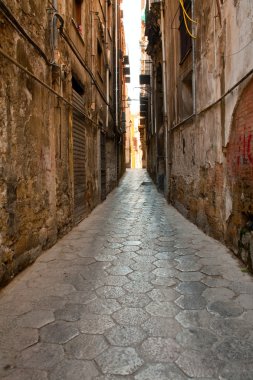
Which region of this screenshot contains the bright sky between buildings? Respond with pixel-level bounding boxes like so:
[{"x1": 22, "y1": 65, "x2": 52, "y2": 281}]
[{"x1": 122, "y1": 0, "x2": 142, "y2": 113}]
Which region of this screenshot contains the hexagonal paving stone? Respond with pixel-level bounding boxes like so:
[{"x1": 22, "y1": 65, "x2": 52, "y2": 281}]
[
  {"x1": 54, "y1": 303, "x2": 84, "y2": 322},
  {"x1": 176, "y1": 272, "x2": 204, "y2": 282},
  {"x1": 227, "y1": 281, "x2": 253, "y2": 294},
  {"x1": 176, "y1": 327, "x2": 217, "y2": 350},
  {"x1": 118, "y1": 292, "x2": 151, "y2": 308},
  {"x1": 16, "y1": 310, "x2": 55, "y2": 328},
  {"x1": 18, "y1": 343, "x2": 64, "y2": 370},
  {"x1": 79, "y1": 314, "x2": 115, "y2": 334},
  {"x1": 176, "y1": 350, "x2": 224, "y2": 378},
  {"x1": 175, "y1": 310, "x2": 213, "y2": 329},
  {"x1": 146, "y1": 301, "x2": 179, "y2": 318},
  {"x1": 176, "y1": 281, "x2": 206, "y2": 295},
  {"x1": 176, "y1": 261, "x2": 202, "y2": 272},
  {"x1": 123, "y1": 241, "x2": 142, "y2": 246},
  {"x1": 0, "y1": 327, "x2": 39, "y2": 352},
  {"x1": 95, "y1": 254, "x2": 117, "y2": 262},
  {"x1": 128, "y1": 271, "x2": 155, "y2": 282},
  {"x1": 105, "y1": 325, "x2": 147, "y2": 346},
  {"x1": 142, "y1": 317, "x2": 182, "y2": 338},
  {"x1": 66, "y1": 290, "x2": 97, "y2": 305},
  {"x1": 122, "y1": 246, "x2": 140, "y2": 253},
  {"x1": 175, "y1": 295, "x2": 207, "y2": 310},
  {"x1": 140, "y1": 337, "x2": 181, "y2": 362},
  {"x1": 64, "y1": 334, "x2": 108, "y2": 360},
  {"x1": 138, "y1": 249, "x2": 156, "y2": 257},
  {"x1": 151, "y1": 277, "x2": 177, "y2": 287},
  {"x1": 106, "y1": 265, "x2": 133, "y2": 276},
  {"x1": 155, "y1": 252, "x2": 177, "y2": 260},
  {"x1": 2, "y1": 369, "x2": 48, "y2": 380},
  {"x1": 207, "y1": 300, "x2": 244, "y2": 317},
  {"x1": 210, "y1": 318, "x2": 253, "y2": 338},
  {"x1": 96, "y1": 347, "x2": 144, "y2": 375},
  {"x1": 220, "y1": 363, "x2": 253, "y2": 380},
  {"x1": 215, "y1": 337, "x2": 253, "y2": 361},
  {"x1": 130, "y1": 262, "x2": 156, "y2": 273},
  {"x1": 201, "y1": 277, "x2": 231, "y2": 288},
  {"x1": 148, "y1": 288, "x2": 179, "y2": 302},
  {"x1": 82, "y1": 298, "x2": 121, "y2": 315},
  {"x1": 201, "y1": 266, "x2": 223, "y2": 276},
  {"x1": 40, "y1": 321, "x2": 79, "y2": 344},
  {"x1": 134, "y1": 363, "x2": 187, "y2": 380},
  {"x1": 202, "y1": 287, "x2": 235, "y2": 302},
  {"x1": 153, "y1": 260, "x2": 176, "y2": 268},
  {"x1": 134, "y1": 255, "x2": 156, "y2": 263},
  {"x1": 152, "y1": 268, "x2": 178, "y2": 277},
  {"x1": 96, "y1": 286, "x2": 126, "y2": 299},
  {"x1": 235, "y1": 294, "x2": 253, "y2": 309},
  {"x1": 102, "y1": 275, "x2": 130, "y2": 287},
  {"x1": 123, "y1": 280, "x2": 153, "y2": 294},
  {"x1": 49, "y1": 359, "x2": 99, "y2": 380},
  {"x1": 112, "y1": 307, "x2": 149, "y2": 326}
]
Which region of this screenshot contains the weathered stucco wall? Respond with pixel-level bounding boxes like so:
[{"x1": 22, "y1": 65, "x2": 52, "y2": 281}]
[
  {"x1": 0, "y1": 1, "x2": 73, "y2": 284},
  {"x1": 165, "y1": 0, "x2": 253, "y2": 269},
  {"x1": 0, "y1": 0, "x2": 123, "y2": 286}
]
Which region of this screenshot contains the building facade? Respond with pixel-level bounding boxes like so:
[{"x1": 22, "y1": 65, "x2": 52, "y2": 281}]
[
  {"x1": 0, "y1": 0, "x2": 126, "y2": 285},
  {"x1": 144, "y1": 0, "x2": 253, "y2": 270}
]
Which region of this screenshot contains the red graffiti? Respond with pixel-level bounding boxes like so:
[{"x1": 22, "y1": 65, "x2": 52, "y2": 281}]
[{"x1": 236, "y1": 133, "x2": 253, "y2": 167}]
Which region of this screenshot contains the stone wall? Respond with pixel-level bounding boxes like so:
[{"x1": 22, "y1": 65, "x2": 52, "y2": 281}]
[
  {"x1": 0, "y1": 0, "x2": 124, "y2": 286},
  {"x1": 164, "y1": 0, "x2": 253, "y2": 270}
]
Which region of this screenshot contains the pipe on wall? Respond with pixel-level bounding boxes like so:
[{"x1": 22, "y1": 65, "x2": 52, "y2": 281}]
[{"x1": 160, "y1": 1, "x2": 169, "y2": 198}]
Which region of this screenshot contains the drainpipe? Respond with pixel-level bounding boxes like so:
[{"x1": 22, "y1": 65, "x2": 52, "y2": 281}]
[
  {"x1": 192, "y1": 0, "x2": 196, "y2": 115},
  {"x1": 52, "y1": 0, "x2": 58, "y2": 60},
  {"x1": 160, "y1": 1, "x2": 169, "y2": 198},
  {"x1": 115, "y1": 0, "x2": 119, "y2": 129},
  {"x1": 106, "y1": 1, "x2": 109, "y2": 129},
  {"x1": 115, "y1": 0, "x2": 119, "y2": 181}
]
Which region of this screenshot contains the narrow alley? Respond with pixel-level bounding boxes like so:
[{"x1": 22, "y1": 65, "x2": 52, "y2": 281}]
[{"x1": 0, "y1": 169, "x2": 253, "y2": 380}]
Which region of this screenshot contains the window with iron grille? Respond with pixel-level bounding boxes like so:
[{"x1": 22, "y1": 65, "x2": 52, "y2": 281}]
[{"x1": 179, "y1": 0, "x2": 192, "y2": 62}]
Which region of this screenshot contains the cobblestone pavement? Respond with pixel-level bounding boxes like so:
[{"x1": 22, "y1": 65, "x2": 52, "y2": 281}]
[{"x1": 1, "y1": 169, "x2": 253, "y2": 380}]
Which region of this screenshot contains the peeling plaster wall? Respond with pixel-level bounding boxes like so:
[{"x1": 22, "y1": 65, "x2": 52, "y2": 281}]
[
  {"x1": 165, "y1": 0, "x2": 253, "y2": 269},
  {"x1": 0, "y1": 0, "x2": 122, "y2": 285}
]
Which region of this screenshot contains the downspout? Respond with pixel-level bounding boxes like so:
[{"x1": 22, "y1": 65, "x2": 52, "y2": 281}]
[
  {"x1": 160, "y1": 1, "x2": 169, "y2": 197},
  {"x1": 105, "y1": 1, "x2": 109, "y2": 130},
  {"x1": 192, "y1": 0, "x2": 196, "y2": 115},
  {"x1": 115, "y1": 0, "x2": 119, "y2": 181},
  {"x1": 115, "y1": 0, "x2": 119, "y2": 129}
]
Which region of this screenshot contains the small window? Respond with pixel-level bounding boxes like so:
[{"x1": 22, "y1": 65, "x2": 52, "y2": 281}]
[
  {"x1": 97, "y1": 40, "x2": 103, "y2": 79},
  {"x1": 73, "y1": 0, "x2": 83, "y2": 29},
  {"x1": 179, "y1": 0, "x2": 192, "y2": 61}
]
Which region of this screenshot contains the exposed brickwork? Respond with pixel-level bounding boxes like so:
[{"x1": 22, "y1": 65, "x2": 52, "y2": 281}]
[{"x1": 226, "y1": 80, "x2": 253, "y2": 268}]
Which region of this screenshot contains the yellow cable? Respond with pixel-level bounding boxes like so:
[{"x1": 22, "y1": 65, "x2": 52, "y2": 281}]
[
  {"x1": 179, "y1": 0, "x2": 197, "y2": 24},
  {"x1": 179, "y1": 0, "x2": 197, "y2": 39}
]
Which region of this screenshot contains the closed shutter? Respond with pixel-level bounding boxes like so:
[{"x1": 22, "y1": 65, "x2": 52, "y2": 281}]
[{"x1": 72, "y1": 89, "x2": 86, "y2": 223}]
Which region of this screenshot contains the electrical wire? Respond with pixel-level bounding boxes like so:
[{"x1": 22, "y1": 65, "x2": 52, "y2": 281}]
[
  {"x1": 223, "y1": 38, "x2": 253, "y2": 57},
  {"x1": 0, "y1": 0, "x2": 51, "y2": 65},
  {"x1": 0, "y1": 47, "x2": 98, "y2": 126},
  {"x1": 179, "y1": 0, "x2": 197, "y2": 39}
]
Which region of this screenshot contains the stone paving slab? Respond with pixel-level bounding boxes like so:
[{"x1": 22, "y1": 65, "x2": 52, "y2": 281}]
[{"x1": 0, "y1": 169, "x2": 253, "y2": 379}]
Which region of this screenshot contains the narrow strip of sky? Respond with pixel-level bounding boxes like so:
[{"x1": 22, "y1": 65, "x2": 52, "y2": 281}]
[{"x1": 122, "y1": 0, "x2": 141, "y2": 113}]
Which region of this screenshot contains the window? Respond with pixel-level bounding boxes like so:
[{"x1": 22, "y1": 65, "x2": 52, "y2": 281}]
[
  {"x1": 73, "y1": 0, "x2": 83, "y2": 30},
  {"x1": 97, "y1": 40, "x2": 103, "y2": 79},
  {"x1": 179, "y1": 0, "x2": 192, "y2": 61}
]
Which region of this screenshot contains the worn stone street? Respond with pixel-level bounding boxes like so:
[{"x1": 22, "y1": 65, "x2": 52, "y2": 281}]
[{"x1": 0, "y1": 169, "x2": 253, "y2": 379}]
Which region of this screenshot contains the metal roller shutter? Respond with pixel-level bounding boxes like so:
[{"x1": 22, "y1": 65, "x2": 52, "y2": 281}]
[{"x1": 72, "y1": 89, "x2": 86, "y2": 223}]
